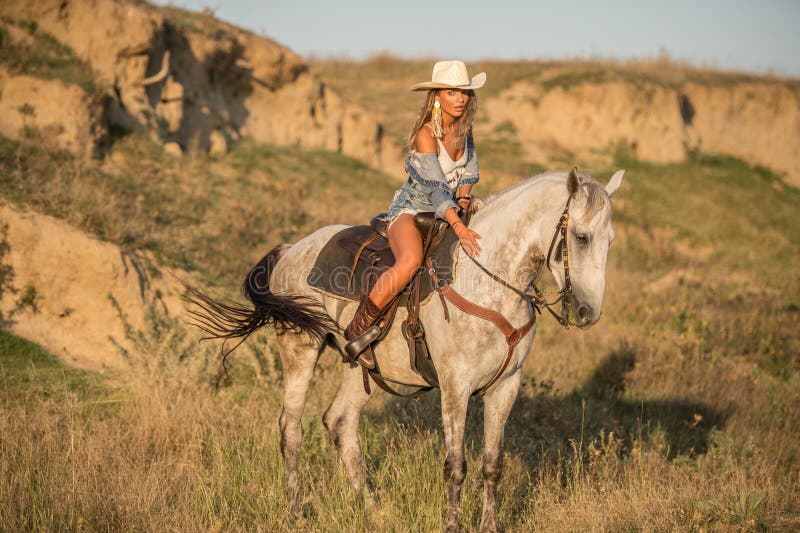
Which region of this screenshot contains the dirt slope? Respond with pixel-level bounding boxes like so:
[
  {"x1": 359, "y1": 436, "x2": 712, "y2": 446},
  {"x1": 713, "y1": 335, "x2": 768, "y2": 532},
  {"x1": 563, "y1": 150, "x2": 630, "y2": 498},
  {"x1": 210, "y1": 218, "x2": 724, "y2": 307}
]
[
  {"x1": 0, "y1": 0, "x2": 400, "y2": 174},
  {"x1": 481, "y1": 71, "x2": 800, "y2": 187},
  {"x1": 684, "y1": 81, "x2": 800, "y2": 185},
  {"x1": 0, "y1": 203, "x2": 186, "y2": 372},
  {"x1": 0, "y1": 67, "x2": 102, "y2": 157}
]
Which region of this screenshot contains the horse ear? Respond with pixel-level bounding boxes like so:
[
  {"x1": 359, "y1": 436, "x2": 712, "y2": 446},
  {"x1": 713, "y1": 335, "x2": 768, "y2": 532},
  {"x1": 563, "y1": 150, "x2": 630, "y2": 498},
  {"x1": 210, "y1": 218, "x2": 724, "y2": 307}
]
[
  {"x1": 605, "y1": 169, "x2": 625, "y2": 197},
  {"x1": 567, "y1": 166, "x2": 580, "y2": 196}
]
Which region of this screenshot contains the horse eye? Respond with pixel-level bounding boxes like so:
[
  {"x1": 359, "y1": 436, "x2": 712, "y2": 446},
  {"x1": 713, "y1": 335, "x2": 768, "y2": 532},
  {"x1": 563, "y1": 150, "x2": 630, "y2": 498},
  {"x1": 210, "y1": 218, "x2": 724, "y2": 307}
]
[{"x1": 576, "y1": 234, "x2": 589, "y2": 245}]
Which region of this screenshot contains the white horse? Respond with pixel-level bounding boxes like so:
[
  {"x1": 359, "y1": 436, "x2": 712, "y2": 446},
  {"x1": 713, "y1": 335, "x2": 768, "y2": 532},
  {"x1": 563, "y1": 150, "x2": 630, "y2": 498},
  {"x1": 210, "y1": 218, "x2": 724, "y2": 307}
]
[{"x1": 187, "y1": 167, "x2": 624, "y2": 531}]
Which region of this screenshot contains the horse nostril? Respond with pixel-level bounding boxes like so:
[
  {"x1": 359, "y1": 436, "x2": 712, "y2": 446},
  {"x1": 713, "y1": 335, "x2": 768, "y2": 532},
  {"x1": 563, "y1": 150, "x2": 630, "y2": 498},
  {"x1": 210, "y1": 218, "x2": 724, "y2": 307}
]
[{"x1": 578, "y1": 306, "x2": 590, "y2": 322}]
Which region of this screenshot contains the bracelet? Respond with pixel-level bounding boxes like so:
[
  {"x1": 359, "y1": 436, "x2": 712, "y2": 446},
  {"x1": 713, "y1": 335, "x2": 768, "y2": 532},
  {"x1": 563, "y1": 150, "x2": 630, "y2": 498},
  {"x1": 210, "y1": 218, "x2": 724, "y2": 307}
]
[{"x1": 451, "y1": 220, "x2": 464, "y2": 231}]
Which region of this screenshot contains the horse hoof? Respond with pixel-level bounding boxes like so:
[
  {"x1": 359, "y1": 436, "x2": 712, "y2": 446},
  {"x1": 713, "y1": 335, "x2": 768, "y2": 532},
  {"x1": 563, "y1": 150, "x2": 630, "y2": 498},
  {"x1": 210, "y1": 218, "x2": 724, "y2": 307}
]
[
  {"x1": 444, "y1": 520, "x2": 461, "y2": 533},
  {"x1": 479, "y1": 517, "x2": 498, "y2": 533},
  {"x1": 364, "y1": 493, "x2": 379, "y2": 512}
]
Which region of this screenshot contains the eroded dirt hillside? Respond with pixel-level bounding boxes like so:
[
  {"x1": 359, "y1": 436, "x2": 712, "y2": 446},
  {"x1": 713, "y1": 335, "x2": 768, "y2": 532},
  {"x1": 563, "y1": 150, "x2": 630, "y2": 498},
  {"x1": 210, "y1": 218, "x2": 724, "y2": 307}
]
[
  {"x1": 311, "y1": 59, "x2": 799, "y2": 188},
  {"x1": 0, "y1": 203, "x2": 186, "y2": 372},
  {"x1": 1, "y1": 3, "x2": 798, "y2": 373},
  {"x1": 480, "y1": 68, "x2": 800, "y2": 187},
  {"x1": 0, "y1": 0, "x2": 400, "y2": 173},
  {"x1": 683, "y1": 81, "x2": 800, "y2": 185}
]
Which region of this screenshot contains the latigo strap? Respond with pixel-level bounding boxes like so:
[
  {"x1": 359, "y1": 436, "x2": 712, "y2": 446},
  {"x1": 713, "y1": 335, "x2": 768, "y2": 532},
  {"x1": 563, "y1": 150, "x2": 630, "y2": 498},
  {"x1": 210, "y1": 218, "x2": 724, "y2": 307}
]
[{"x1": 427, "y1": 259, "x2": 535, "y2": 396}]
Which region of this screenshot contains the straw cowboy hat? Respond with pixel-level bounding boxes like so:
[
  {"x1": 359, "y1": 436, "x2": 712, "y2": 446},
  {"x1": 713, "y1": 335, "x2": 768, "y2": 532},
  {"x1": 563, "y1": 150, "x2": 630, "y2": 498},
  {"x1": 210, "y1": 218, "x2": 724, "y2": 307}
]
[{"x1": 411, "y1": 60, "x2": 486, "y2": 91}]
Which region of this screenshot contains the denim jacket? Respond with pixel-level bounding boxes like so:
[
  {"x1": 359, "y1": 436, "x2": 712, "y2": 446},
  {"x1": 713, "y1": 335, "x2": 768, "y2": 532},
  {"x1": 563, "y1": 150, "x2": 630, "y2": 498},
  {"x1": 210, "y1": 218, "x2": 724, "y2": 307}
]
[{"x1": 378, "y1": 135, "x2": 480, "y2": 222}]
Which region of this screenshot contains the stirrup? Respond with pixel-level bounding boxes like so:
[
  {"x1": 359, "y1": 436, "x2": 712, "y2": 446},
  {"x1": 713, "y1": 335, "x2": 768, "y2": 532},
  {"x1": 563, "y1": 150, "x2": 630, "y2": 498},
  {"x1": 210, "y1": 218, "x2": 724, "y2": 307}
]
[{"x1": 344, "y1": 325, "x2": 381, "y2": 365}]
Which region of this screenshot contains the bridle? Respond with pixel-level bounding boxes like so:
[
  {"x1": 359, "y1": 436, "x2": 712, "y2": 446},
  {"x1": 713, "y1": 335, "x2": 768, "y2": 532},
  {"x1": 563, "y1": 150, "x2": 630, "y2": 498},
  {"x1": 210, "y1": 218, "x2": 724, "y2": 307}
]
[
  {"x1": 462, "y1": 194, "x2": 575, "y2": 328},
  {"x1": 423, "y1": 194, "x2": 576, "y2": 396}
]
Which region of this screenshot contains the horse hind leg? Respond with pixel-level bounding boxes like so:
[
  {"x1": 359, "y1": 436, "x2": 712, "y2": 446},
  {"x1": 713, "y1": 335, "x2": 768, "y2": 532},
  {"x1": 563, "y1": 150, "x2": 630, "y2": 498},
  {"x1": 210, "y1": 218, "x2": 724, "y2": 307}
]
[
  {"x1": 323, "y1": 364, "x2": 374, "y2": 503},
  {"x1": 277, "y1": 333, "x2": 323, "y2": 512}
]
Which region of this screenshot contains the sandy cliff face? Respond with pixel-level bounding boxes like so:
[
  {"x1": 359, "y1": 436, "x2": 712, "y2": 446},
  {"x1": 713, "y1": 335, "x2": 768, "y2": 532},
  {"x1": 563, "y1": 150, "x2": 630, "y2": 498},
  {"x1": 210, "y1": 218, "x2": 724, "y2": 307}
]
[
  {"x1": 1, "y1": 2, "x2": 795, "y2": 183},
  {"x1": 0, "y1": 0, "x2": 392, "y2": 171},
  {"x1": 481, "y1": 73, "x2": 800, "y2": 187},
  {"x1": 483, "y1": 79, "x2": 688, "y2": 165},
  {"x1": 0, "y1": 68, "x2": 102, "y2": 156},
  {"x1": 0, "y1": 204, "x2": 186, "y2": 372},
  {"x1": 683, "y1": 82, "x2": 800, "y2": 186}
]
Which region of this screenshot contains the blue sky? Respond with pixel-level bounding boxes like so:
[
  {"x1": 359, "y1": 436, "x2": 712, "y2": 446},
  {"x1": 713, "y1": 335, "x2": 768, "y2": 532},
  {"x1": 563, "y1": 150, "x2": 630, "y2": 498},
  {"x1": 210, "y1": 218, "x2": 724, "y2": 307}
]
[{"x1": 153, "y1": 1, "x2": 800, "y2": 77}]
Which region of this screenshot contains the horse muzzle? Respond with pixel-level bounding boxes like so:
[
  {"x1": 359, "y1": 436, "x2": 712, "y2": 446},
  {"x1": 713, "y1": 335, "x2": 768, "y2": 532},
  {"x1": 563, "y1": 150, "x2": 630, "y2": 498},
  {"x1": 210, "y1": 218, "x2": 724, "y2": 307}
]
[{"x1": 562, "y1": 301, "x2": 600, "y2": 329}]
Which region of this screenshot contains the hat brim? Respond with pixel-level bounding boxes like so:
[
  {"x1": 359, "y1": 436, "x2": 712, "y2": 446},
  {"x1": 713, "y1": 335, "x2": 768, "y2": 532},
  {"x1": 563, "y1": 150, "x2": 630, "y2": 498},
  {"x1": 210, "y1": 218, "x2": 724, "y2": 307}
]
[{"x1": 411, "y1": 72, "x2": 486, "y2": 91}]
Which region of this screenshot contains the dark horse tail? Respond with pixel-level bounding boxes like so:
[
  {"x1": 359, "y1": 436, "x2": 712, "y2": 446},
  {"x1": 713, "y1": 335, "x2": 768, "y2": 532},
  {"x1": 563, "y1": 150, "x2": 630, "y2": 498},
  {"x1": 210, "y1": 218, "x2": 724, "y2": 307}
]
[{"x1": 182, "y1": 244, "x2": 339, "y2": 360}]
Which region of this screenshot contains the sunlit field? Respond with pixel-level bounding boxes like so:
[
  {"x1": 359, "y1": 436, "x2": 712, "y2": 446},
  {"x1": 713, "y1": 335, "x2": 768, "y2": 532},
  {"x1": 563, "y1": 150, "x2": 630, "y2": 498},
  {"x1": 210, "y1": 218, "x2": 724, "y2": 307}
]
[{"x1": 1, "y1": 112, "x2": 798, "y2": 529}]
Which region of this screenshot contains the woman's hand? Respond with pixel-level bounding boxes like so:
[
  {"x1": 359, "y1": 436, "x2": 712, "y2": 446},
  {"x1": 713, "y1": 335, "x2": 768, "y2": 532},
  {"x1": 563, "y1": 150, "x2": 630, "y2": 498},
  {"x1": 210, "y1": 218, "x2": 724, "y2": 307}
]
[
  {"x1": 455, "y1": 223, "x2": 482, "y2": 258},
  {"x1": 457, "y1": 196, "x2": 471, "y2": 210}
]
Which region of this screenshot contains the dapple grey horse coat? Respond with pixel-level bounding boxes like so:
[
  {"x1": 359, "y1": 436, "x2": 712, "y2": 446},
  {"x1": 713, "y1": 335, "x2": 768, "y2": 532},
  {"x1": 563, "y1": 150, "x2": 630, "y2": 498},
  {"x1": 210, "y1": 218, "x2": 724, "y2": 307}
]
[{"x1": 190, "y1": 168, "x2": 624, "y2": 532}]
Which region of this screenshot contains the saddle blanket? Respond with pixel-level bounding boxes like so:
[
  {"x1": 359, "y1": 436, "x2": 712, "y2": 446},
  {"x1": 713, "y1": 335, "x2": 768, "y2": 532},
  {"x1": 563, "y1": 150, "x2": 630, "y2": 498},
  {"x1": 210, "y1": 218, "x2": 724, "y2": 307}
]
[{"x1": 307, "y1": 224, "x2": 460, "y2": 306}]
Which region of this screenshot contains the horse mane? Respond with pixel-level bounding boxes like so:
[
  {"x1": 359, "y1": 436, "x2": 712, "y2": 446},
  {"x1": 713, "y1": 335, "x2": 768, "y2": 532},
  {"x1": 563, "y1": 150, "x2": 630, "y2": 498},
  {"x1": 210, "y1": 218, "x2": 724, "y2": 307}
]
[
  {"x1": 480, "y1": 170, "x2": 610, "y2": 225},
  {"x1": 580, "y1": 178, "x2": 611, "y2": 225}
]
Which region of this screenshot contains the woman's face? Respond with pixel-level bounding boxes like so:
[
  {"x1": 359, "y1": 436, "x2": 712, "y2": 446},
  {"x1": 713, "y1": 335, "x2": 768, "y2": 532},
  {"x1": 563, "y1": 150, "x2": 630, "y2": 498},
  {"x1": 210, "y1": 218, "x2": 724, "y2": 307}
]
[{"x1": 436, "y1": 89, "x2": 470, "y2": 118}]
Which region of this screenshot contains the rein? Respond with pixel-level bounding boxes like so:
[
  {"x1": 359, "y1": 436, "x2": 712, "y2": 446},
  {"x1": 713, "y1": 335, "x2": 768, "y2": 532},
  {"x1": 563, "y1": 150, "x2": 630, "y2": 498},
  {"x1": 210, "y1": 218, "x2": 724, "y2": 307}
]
[
  {"x1": 463, "y1": 195, "x2": 575, "y2": 328},
  {"x1": 425, "y1": 195, "x2": 575, "y2": 395}
]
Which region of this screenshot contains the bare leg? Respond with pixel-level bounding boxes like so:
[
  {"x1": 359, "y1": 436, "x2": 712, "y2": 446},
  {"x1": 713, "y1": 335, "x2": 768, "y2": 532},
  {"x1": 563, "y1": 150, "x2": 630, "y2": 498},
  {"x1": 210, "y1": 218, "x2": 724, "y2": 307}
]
[
  {"x1": 323, "y1": 363, "x2": 375, "y2": 502},
  {"x1": 441, "y1": 385, "x2": 470, "y2": 532},
  {"x1": 277, "y1": 336, "x2": 319, "y2": 512},
  {"x1": 367, "y1": 213, "x2": 423, "y2": 308},
  {"x1": 345, "y1": 214, "x2": 424, "y2": 367},
  {"x1": 479, "y1": 373, "x2": 521, "y2": 532}
]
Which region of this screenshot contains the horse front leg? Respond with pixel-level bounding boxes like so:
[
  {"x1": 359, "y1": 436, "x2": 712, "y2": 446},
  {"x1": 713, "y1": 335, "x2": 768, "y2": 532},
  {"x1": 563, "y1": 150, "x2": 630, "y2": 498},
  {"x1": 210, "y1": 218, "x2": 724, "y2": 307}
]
[
  {"x1": 441, "y1": 385, "x2": 470, "y2": 532},
  {"x1": 479, "y1": 372, "x2": 521, "y2": 532}
]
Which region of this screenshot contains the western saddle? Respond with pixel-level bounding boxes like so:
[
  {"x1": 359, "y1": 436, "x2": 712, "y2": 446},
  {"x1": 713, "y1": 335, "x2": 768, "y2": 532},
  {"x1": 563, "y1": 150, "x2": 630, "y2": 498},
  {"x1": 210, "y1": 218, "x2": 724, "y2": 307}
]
[
  {"x1": 337, "y1": 210, "x2": 458, "y2": 397},
  {"x1": 308, "y1": 201, "x2": 539, "y2": 399}
]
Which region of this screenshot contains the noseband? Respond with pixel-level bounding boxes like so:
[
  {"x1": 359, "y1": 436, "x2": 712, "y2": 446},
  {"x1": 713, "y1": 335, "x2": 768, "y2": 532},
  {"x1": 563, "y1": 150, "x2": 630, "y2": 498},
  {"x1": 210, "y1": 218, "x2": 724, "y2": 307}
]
[{"x1": 463, "y1": 195, "x2": 574, "y2": 328}]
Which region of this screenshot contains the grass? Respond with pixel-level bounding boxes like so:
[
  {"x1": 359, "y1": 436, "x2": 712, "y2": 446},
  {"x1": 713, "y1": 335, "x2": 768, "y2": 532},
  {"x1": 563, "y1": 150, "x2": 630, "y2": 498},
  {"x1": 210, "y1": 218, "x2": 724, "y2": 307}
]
[
  {"x1": 160, "y1": 5, "x2": 205, "y2": 33},
  {"x1": 0, "y1": 18, "x2": 100, "y2": 95},
  {"x1": 1, "y1": 135, "x2": 798, "y2": 529},
  {"x1": 0, "y1": 330, "x2": 107, "y2": 406},
  {"x1": 540, "y1": 69, "x2": 610, "y2": 92},
  {"x1": 0, "y1": 315, "x2": 797, "y2": 530},
  {"x1": 0, "y1": 40, "x2": 798, "y2": 529},
  {"x1": 604, "y1": 149, "x2": 799, "y2": 380},
  {"x1": 474, "y1": 136, "x2": 547, "y2": 187},
  {"x1": 0, "y1": 130, "x2": 398, "y2": 284}
]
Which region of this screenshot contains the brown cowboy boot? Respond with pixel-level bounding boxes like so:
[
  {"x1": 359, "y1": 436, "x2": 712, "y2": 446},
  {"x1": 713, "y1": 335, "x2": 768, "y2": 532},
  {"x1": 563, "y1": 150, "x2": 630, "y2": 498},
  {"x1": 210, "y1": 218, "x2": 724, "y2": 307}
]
[{"x1": 344, "y1": 296, "x2": 383, "y2": 368}]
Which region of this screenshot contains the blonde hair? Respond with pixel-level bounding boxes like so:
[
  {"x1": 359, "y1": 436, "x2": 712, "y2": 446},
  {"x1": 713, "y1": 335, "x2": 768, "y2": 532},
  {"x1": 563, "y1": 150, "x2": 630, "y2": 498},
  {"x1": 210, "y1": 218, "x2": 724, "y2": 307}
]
[{"x1": 406, "y1": 89, "x2": 478, "y2": 151}]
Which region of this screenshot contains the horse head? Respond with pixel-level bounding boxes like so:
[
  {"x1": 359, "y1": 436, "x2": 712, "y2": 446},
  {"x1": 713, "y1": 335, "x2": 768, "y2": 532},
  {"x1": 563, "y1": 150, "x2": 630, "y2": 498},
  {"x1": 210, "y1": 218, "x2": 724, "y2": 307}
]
[{"x1": 551, "y1": 167, "x2": 624, "y2": 328}]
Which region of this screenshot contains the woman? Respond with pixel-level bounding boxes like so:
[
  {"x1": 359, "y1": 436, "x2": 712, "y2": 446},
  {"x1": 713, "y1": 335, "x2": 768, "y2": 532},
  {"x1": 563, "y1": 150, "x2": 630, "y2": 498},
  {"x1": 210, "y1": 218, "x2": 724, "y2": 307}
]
[{"x1": 345, "y1": 60, "x2": 485, "y2": 368}]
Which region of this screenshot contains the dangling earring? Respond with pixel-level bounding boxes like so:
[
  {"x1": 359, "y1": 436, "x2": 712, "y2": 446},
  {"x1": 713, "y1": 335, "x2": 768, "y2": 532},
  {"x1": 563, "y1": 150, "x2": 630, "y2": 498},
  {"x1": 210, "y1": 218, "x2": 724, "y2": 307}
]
[{"x1": 431, "y1": 99, "x2": 443, "y2": 139}]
